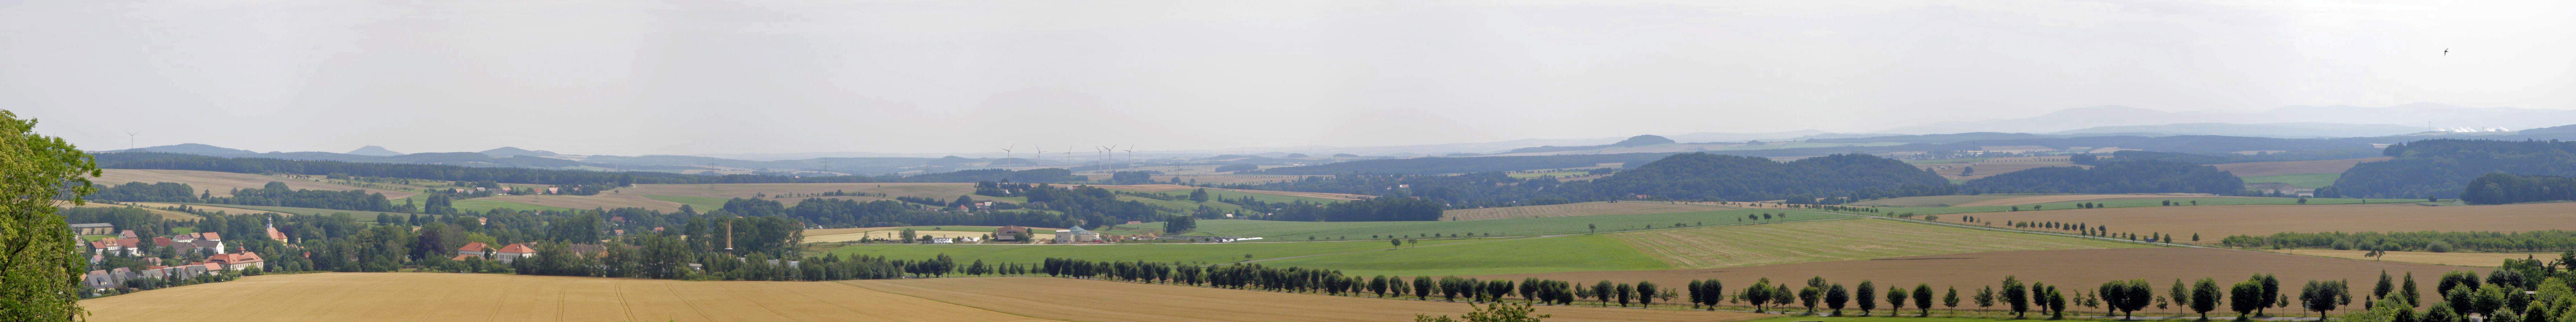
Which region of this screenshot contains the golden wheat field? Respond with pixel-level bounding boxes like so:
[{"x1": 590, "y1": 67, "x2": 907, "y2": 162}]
[{"x1": 78, "y1": 273, "x2": 1049, "y2": 322}]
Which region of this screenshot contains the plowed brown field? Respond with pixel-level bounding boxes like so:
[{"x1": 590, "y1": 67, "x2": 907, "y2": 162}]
[
  {"x1": 1951, "y1": 194, "x2": 2240, "y2": 207},
  {"x1": 1934, "y1": 203, "x2": 2576, "y2": 242},
  {"x1": 1479, "y1": 248, "x2": 2487, "y2": 300},
  {"x1": 844, "y1": 277, "x2": 1770, "y2": 322},
  {"x1": 79, "y1": 273, "x2": 1047, "y2": 322},
  {"x1": 2265, "y1": 249, "x2": 2549, "y2": 267}
]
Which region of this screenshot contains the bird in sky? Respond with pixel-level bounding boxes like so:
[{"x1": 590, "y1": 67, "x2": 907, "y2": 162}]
[{"x1": 2443, "y1": 48, "x2": 2450, "y2": 56}]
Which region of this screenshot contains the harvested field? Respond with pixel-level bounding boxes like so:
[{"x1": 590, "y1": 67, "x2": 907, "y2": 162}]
[
  {"x1": 621, "y1": 183, "x2": 981, "y2": 200},
  {"x1": 472, "y1": 194, "x2": 684, "y2": 212},
  {"x1": 125, "y1": 202, "x2": 285, "y2": 216},
  {"x1": 844, "y1": 277, "x2": 1769, "y2": 322},
  {"x1": 80, "y1": 272, "x2": 1046, "y2": 322},
  {"x1": 2264, "y1": 249, "x2": 2548, "y2": 267},
  {"x1": 1443, "y1": 201, "x2": 1731, "y2": 220},
  {"x1": 1478, "y1": 248, "x2": 2488, "y2": 301},
  {"x1": 1931, "y1": 203, "x2": 2576, "y2": 243},
  {"x1": 62, "y1": 202, "x2": 197, "y2": 220},
  {"x1": 775, "y1": 195, "x2": 896, "y2": 206},
  {"x1": 1608, "y1": 219, "x2": 2142, "y2": 269},
  {"x1": 1950, "y1": 194, "x2": 2240, "y2": 207},
  {"x1": 2212, "y1": 156, "x2": 2391, "y2": 177},
  {"x1": 95, "y1": 169, "x2": 417, "y2": 198}
]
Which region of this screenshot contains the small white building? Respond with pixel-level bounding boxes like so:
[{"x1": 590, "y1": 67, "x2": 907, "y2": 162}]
[{"x1": 1053, "y1": 226, "x2": 1101, "y2": 243}]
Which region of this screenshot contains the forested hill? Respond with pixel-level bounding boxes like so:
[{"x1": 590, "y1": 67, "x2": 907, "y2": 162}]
[
  {"x1": 2332, "y1": 139, "x2": 2576, "y2": 199},
  {"x1": 2460, "y1": 173, "x2": 2576, "y2": 205},
  {"x1": 1961, "y1": 160, "x2": 2243, "y2": 194},
  {"x1": 1244, "y1": 152, "x2": 1676, "y2": 175},
  {"x1": 1588, "y1": 153, "x2": 1952, "y2": 202}
]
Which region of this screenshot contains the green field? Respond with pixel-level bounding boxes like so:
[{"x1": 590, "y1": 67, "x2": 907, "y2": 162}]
[
  {"x1": 1112, "y1": 210, "x2": 1848, "y2": 241},
  {"x1": 1607, "y1": 219, "x2": 2145, "y2": 269},
  {"x1": 820, "y1": 238, "x2": 1486, "y2": 266},
  {"x1": 1846, "y1": 197, "x2": 2424, "y2": 216},
  {"x1": 642, "y1": 194, "x2": 730, "y2": 211},
  {"x1": 1258, "y1": 234, "x2": 1669, "y2": 276},
  {"x1": 2241, "y1": 173, "x2": 2341, "y2": 188},
  {"x1": 1115, "y1": 195, "x2": 1247, "y2": 215}
]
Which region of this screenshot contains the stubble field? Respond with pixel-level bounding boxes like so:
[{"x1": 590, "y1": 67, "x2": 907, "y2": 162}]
[
  {"x1": 96, "y1": 169, "x2": 417, "y2": 198},
  {"x1": 79, "y1": 273, "x2": 1048, "y2": 322}
]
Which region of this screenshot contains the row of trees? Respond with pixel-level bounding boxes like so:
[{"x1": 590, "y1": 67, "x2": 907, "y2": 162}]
[{"x1": 2221, "y1": 231, "x2": 2576, "y2": 253}]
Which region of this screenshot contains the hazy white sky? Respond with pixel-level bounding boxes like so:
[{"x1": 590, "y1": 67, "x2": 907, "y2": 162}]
[{"x1": 5, "y1": 0, "x2": 2571, "y2": 155}]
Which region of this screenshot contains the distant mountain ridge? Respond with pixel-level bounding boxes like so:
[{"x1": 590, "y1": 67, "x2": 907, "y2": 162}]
[{"x1": 1882, "y1": 103, "x2": 2576, "y2": 135}]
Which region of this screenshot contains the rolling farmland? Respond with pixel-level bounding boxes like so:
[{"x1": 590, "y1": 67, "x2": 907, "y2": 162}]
[
  {"x1": 1442, "y1": 201, "x2": 1732, "y2": 220},
  {"x1": 79, "y1": 273, "x2": 1048, "y2": 322},
  {"x1": 95, "y1": 169, "x2": 417, "y2": 198},
  {"x1": 1933, "y1": 202, "x2": 2576, "y2": 242},
  {"x1": 470, "y1": 193, "x2": 686, "y2": 212},
  {"x1": 823, "y1": 238, "x2": 1485, "y2": 265},
  {"x1": 1607, "y1": 219, "x2": 2144, "y2": 269},
  {"x1": 845, "y1": 277, "x2": 1769, "y2": 322},
  {"x1": 1479, "y1": 248, "x2": 2489, "y2": 300},
  {"x1": 1117, "y1": 210, "x2": 1844, "y2": 240},
  {"x1": 1256, "y1": 234, "x2": 1670, "y2": 276}
]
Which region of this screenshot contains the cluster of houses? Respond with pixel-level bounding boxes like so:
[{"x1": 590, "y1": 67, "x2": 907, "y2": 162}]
[
  {"x1": 453, "y1": 242, "x2": 540, "y2": 263},
  {"x1": 76, "y1": 223, "x2": 278, "y2": 292}
]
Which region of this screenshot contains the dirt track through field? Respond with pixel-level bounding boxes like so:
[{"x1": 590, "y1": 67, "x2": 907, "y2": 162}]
[
  {"x1": 1443, "y1": 202, "x2": 1731, "y2": 220},
  {"x1": 1934, "y1": 203, "x2": 2576, "y2": 242},
  {"x1": 1478, "y1": 248, "x2": 2488, "y2": 303},
  {"x1": 845, "y1": 277, "x2": 1769, "y2": 322},
  {"x1": 80, "y1": 273, "x2": 1048, "y2": 322}
]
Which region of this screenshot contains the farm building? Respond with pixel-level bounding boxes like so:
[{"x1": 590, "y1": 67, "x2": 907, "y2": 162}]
[
  {"x1": 993, "y1": 226, "x2": 1028, "y2": 241},
  {"x1": 493, "y1": 243, "x2": 538, "y2": 263},
  {"x1": 456, "y1": 242, "x2": 491, "y2": 258},
  {"x1": 1054, "y1": 226, "x2": 1101, "y2": 243},
  {"x1": 69, "y1": 223, "x2": 114, "y2": 235}
]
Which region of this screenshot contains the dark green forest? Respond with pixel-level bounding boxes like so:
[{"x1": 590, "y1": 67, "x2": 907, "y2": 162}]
[
  {"x1": 2459, "y1": 173, "x2": 2576, "y2": 205},
  {"x1": 2332, "y1": 139, "x2": 2576, "y2": 198},
  {"x1": 1962, "y1": 160, "x2": 2244, "y2": 194}
]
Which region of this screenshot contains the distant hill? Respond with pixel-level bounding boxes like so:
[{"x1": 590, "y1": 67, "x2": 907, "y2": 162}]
[
  {"x1": 1505, "y1": 135, "x2": 1677, "y2": 154},
  {"x1": 2333, "y1": 139, "x2": 2576, "y2": 199},
  {"x1": 2050, "y1": 122, "x2": 2429, "y2": 138},
  {"x1": 103, "y1": 143, "x2": 259, "y2": 155},
  {"x1": 345, "y1": 145, "x2": 403, "y2": 156},
  {"x1": 478, "y1": 147, "x2": 558, "y2": 157},
  {"x1": 1884, "y1": 103, "x2": 2576, "y2": 135},
  {"x1": 1589, "y1": 153, "x2": 1951, "y2": 202}
]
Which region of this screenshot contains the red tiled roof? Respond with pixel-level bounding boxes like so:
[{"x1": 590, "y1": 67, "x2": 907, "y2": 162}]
[
  {"x1": 207, "y1": 251, "x2": 263, "y2": 264},
  {"x1": 457, "y1": 242, "x2": 489, "y2": 252},
  {"x1": 495, "y1": 243, "x2": 536, "y2": 254},
  {"x1": 265, "y1": 227, "x2": 288, "y2": 240},
  {"x1": 153, "y1": 237, "x2": 173, "y2": 247},
  {"x1": 197, "y1": 232, "x2": 221, "y2": 240},
  {"x1": 115, "y1": 238, "x2": 139, "y2": 248}
]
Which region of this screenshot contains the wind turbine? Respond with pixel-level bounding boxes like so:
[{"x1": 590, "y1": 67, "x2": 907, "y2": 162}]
[
  {"x1": 1032, "y1": 145, "x2": 1045, "y2": 161},
  {"x1": 1122, "y1": 145, "x2": 1135, "y2": 169},
  {"x1": 124, "y1": 131, "x2": 141, "y2": 151},
  {"x1": 1001, "y1": 144, "x2": 1014, "y2": 159}
]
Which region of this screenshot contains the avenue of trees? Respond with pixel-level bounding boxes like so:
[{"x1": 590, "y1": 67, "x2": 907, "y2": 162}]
[
  {"x1": 1032, "y1": 255, "x2": 2576, "y2": 322},
  {"x1": 2221, "y1": 231, "x2": 2576, "y2": 253}
]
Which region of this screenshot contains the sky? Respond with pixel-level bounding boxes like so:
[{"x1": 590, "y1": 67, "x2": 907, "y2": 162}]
[{"x1": 5, "y1": 0, "x2": 2572, "y2": 156}]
